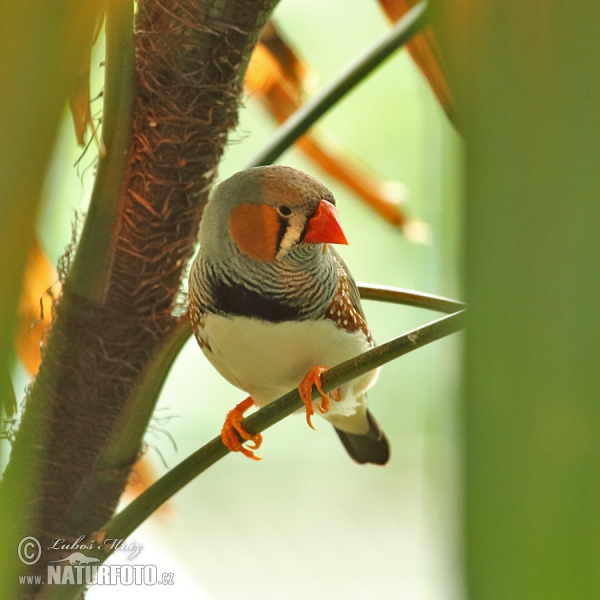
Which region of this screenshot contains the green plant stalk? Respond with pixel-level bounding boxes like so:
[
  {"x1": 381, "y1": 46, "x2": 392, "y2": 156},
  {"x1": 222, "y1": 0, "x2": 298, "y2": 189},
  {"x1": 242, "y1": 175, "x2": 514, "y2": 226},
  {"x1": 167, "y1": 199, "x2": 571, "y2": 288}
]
[
  {"x1": 68, "y1": 0, "x2": 135, "y2": 303},
  {"x1": 100, "y1": 317, "x2": 194, "y2": 469},
  {"x1": 437, "y1": 2, "x2": 600, "y2": 598},
  {"x1": 358, "y1": 282, "x2": 463, "y2": 313},
  {"x1": 0, "y1": 2, "x2": 111, "y2": 597},
  {"x1": 117, "y1": 282, "x2": 464, "y2": 487},
  {"x1": 246, "y1": 0, "x2": 429, "y2": 168},
  {"x1": 41, "y1": 308, "x2": 464, "y2": 600}
]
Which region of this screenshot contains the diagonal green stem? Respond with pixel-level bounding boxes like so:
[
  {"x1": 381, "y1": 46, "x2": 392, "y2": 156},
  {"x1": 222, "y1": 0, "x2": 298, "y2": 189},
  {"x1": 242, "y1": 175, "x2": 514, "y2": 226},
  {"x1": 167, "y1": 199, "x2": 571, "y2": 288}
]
[
  {"x1": 246, "y1": 0, "x2": 429, "y2": 168},
  {"x1": 109, "y1": 311, "x2": 465, "y2": 543},
  {"x1": 40, "y1": 308, "x2": 464, "y2": 600}
]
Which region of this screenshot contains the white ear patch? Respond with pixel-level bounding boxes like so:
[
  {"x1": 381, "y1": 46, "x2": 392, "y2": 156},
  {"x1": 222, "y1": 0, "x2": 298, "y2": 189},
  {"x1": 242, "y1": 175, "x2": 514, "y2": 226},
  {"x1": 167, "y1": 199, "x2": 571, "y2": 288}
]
[{"x1": 276, "y1": 214, "x2": 305, "y2": 260}]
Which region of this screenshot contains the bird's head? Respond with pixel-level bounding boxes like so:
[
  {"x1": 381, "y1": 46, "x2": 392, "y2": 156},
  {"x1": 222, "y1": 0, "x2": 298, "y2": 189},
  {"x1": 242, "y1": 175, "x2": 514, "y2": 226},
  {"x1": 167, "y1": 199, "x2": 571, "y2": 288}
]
[{"x1": 199, "y1": 166, "x2": 348, "y2": 263}]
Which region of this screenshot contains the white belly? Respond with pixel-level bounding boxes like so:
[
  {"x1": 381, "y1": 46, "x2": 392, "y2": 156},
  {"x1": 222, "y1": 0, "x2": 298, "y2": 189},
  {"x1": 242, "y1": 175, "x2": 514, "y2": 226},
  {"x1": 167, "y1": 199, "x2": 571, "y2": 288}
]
[{"x1": 199, "y1": 314, "x2": 378, "y2": 419}]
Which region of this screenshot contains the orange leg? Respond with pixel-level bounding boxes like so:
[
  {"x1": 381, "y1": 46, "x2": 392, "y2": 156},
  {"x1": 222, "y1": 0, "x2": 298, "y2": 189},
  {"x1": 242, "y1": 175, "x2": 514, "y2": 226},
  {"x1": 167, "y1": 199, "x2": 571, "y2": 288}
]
[
  {"x1": 298, "y1": 366, "x2": 340, "y2": 429},
  {"x1": 221, "y1": 397, "x2": 263, "y2": 461}
]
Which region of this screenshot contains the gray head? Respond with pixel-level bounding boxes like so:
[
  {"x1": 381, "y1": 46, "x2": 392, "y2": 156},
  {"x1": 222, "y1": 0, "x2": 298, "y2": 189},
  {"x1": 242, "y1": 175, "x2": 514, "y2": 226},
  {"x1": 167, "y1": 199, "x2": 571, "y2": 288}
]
[{"x1": 198, "y1": 166, "x2": 347, "y2": 263}]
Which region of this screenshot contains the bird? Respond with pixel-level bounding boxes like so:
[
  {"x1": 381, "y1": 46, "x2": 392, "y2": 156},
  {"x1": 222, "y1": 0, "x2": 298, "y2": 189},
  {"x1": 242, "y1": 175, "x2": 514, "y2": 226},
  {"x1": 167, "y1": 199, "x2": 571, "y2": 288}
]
[{"x1": 188, "y1": 165, "x2": 390, "y2": 465}]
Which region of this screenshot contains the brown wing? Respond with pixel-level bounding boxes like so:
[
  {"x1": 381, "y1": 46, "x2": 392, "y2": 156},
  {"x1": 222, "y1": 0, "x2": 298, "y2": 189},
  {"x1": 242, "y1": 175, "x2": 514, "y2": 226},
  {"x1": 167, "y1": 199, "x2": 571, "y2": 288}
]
[
  {"x1": 325, "y1": 247, "x2": 373, "y2": 345},
  {"x1": 326, "y1": 249, "x2": 389, "y2": 465}
]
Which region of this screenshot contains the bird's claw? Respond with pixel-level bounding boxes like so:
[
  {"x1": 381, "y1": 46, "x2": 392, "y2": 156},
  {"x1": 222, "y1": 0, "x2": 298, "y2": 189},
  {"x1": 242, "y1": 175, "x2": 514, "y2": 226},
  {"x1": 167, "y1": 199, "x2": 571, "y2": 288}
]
[
  {"x1": 221, "y1": 397, "x2": 263, "y2": 460},
  {"x1": 298, "y1": 367, "x2": 340, "y2": 429}
]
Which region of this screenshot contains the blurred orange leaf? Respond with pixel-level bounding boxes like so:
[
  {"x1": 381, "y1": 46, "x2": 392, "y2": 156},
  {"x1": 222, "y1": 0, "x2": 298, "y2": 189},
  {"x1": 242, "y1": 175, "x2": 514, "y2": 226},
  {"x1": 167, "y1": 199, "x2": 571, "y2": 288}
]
[
  {"x1": 124, "y1": 455, "x2": 171, "y2": 518},
  {"x1": 15, "y1": 239, "x2": 58, "y2": 376}
]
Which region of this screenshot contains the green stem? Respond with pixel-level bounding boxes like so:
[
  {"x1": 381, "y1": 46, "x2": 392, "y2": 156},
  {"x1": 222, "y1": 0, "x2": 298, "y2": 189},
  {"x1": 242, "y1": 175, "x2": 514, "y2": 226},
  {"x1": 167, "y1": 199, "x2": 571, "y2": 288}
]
[
  {"x1": 111, "y1": 310, "x2": 465, "y2": 538},
  {"x1": 40, "y1": 308, "x2": 464, "y2": 600},
  {"x1": 245, "y1": 0, "x2": 429, "y2": 168},
  {"x1": 100, "y1": 317, "x2": 194, "y2": 469},
  {"x1": 358, "y1": 282, "x2": 463, "y2": 313},
  {"x1": 68, "y1": 0, "x2": 135, "y2": 302}
]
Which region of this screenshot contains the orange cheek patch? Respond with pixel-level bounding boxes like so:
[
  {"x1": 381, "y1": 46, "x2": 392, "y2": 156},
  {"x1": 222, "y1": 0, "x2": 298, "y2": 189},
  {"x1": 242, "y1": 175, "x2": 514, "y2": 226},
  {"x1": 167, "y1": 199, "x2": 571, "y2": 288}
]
[{"x1": 229, "y1": 203, "x2": 280, "y2": 262}]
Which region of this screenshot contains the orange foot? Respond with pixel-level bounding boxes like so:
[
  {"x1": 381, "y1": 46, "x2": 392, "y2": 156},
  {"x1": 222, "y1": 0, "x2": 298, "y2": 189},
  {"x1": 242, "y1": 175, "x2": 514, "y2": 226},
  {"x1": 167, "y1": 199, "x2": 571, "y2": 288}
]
[
  {"x1": 297, "y1": 367, "x2": 341, "y2": 429},
  {"x1": 221, "y1": 397, "x2": 263, "y2": 461}
]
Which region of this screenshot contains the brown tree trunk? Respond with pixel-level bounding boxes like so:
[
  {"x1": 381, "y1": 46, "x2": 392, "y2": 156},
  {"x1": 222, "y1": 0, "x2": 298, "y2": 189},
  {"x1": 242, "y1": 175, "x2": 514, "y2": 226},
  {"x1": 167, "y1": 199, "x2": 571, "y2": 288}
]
[{"x1": 0, "y1": 0, "x2": 277, "y2": 594}]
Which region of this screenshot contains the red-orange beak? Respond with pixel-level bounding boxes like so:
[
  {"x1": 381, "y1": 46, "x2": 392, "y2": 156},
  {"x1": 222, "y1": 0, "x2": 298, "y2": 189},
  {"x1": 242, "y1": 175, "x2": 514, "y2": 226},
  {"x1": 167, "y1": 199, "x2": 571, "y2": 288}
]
[{"x1": 303, "y1": 200, "x2": 348, "y2": 245}]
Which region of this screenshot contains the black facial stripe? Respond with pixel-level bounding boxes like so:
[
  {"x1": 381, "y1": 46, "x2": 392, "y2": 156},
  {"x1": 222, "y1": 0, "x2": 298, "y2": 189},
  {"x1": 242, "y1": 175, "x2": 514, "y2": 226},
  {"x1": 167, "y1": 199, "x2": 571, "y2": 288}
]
[{"x1": 300, "y1": 204, "x2": 319, "y2": 243}]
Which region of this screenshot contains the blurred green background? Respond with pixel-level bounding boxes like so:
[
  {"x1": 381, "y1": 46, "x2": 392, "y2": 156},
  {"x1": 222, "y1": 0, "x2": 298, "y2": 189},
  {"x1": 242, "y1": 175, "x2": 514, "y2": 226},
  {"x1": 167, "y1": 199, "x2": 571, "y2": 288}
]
[
  {"x1": 4, "y1": 2, "x2": 599, "y2": 599},
  {"x1": 5, "y1": 1, "x2": 463, "y2": 598}
]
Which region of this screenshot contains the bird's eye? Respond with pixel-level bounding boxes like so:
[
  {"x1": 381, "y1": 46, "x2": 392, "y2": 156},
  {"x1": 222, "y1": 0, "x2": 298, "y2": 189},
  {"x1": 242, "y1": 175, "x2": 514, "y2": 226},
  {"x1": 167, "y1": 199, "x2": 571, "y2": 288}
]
[{"x1": 277, "y1": 205, "x2": 292, "y2": 217}]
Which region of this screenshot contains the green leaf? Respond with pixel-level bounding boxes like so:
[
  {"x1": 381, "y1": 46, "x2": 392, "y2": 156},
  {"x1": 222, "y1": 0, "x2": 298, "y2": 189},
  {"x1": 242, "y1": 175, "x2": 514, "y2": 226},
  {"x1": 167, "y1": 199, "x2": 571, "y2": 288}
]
[{"x1": 438, "y1": 2, "x2": 600, "y2": 598}]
